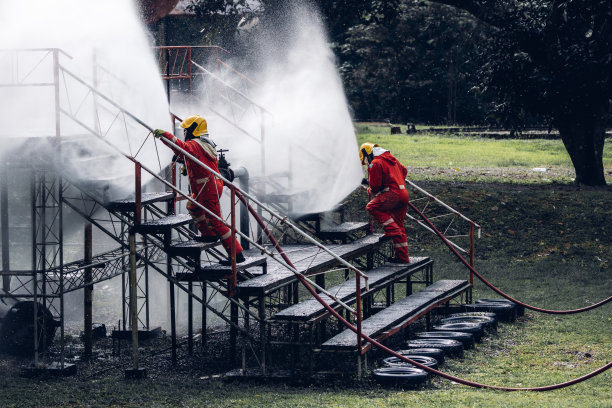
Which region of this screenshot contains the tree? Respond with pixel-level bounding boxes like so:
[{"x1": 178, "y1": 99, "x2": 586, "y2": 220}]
[
  {"x1": 338, "y1": 2, "x2": 487, "y2": 123},
  {"x1": 430, "y1": 0, "x2": 612, "y2": 186}
]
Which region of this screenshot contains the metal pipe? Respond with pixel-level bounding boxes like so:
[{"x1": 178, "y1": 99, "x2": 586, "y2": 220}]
[
  {"x1": 83, "y1": 223, "x2": 93, "y2": 358},
  {"x1": 128, "y1": 233, "x2": 139, "y2": 370},
  {"x1": 233, "y1": 167, "x2": 250, "y2": 250},
  {"x1": 1, "y1": 162, "x2": 10, "y2": 292}
]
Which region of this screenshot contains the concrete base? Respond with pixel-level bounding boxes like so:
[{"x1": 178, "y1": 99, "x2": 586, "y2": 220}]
[
  {"x1": 125, "y1": 367, "x2": 147, "y2": 379},
  {"x1": 111, "y1": 326, "x2": 162, "y2": 341}
]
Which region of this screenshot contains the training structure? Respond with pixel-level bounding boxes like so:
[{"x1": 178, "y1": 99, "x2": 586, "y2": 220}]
[{"x1": 0, "y1": 46, "x2": 485, "y2": 379}]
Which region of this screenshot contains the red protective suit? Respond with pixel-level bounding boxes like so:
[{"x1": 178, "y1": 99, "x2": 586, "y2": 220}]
[
  {"x1": 365, "y1": 151, "x2": 410, "y2": 263},
  {"x1": 159, "y1": 131, "x2": 243, "y2": 257}
]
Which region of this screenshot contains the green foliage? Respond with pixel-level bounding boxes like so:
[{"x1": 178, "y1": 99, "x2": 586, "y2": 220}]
[
  {"x1": 183, "y1": 0, "x2": 258, "y2": 49},
  {"x1": 339, "y1": 2, "x2": 488, "y2": 124},
  {"x1": 462, "y1": 0, "x2": 612, "y2": 126}
]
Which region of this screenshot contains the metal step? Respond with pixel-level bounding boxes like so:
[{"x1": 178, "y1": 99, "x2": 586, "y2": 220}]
[
  {"x1": 237, "y1": 234, "x2": 388, "y2": 298},
  {"x1": 321, "y1": 279, "x2": 470, "y2": 351},
  {"x1": 176, "y1": 256, "x2": 267, "y2": 281},
  {"x1": 316, "y1": 221, "x2": 370, "y2": 242},
  {"x1": 166, "y1": 239, "x2": 220, "y2": 258},
  {"x1": 273, "y1": 257, "x2": 431, "y2": 322},
  {"x1": 107, "y1": 192, "x2": 175, "y2": 212},
  {"x1": 134, "y1": 213, "x2": 191, "y2": 234}
]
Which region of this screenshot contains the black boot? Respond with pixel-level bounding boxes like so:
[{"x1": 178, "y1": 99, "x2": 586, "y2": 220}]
[
  {"x1": 193, "y1": 235, "x2": 218, "y2": 243},
  {"x1": 219, "y1": 252, "x2": 246, "y2": 266}
]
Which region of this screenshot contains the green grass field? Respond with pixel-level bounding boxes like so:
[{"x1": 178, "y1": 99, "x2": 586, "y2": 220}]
[{"x1": 355, "y1": 122, "x2": 612, "y2": 184}]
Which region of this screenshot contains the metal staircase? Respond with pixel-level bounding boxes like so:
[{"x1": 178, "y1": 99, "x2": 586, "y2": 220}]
[{"x1": 0, "y1": 47, "x2": 481, "y2": 380}]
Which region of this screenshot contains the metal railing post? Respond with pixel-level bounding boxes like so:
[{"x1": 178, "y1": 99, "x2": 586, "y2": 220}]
[
  {"x1": 128, "y1": 232, "x2": 140, "y2": 371},
  {"x1": 134, "y1": 162, "x2": 142, "y2": 226},
  {"x1": 356, "y1": 272, "x2": 363, "y2": 378}
]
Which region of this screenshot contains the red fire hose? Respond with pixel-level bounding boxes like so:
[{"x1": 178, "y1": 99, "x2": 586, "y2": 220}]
[
  {"x1": 236, "y1": 191, "x2": 611, "y2": 391},
  {"x1": 406, "y1": 201, "x2": 612, "y2": 315}
]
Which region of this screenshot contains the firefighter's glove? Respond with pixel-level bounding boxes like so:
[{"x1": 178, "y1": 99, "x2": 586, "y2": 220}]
[{"x1": 152, "y1": 129, "x2": 165, "y2": 139}]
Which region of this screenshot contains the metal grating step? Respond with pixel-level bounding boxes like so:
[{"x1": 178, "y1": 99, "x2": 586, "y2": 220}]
[
  {"x1": 237, "y1": 234, "x2": 389, "y2": 298},
  {"x1": 176, "y1": 256, "x2": 267, "y2": 281},
  {"x1": 107, "y1": 192, "x2": 175, "y2": 212},
  {"x1": 321, "y1": 279, "x2": 470, "y2": 350},
  {"x1": 166, "y1": 239, "x2": 220, "y2": 258},
  {"x1": 316, "y1": 221, "x2": 370, "y2": 242},
  {"x1": 134, "y1": 213, "x2": 191, "y2": 234},
  {"x1": 273, "y1": 257, "x2": 431, "y2": 322}
]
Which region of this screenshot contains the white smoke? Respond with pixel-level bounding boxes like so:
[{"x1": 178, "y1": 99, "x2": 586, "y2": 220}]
[{"x1": 0, "y1": 0, "x2": 172, "y2": 201}]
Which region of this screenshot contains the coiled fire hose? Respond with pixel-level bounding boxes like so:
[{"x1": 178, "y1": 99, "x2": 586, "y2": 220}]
[
  {"x1": 406, "y1": 201, "x2": 612, "y2": 315},
  {"x1": 237, "y1": 191, "x2": 611, "y2": 391}
]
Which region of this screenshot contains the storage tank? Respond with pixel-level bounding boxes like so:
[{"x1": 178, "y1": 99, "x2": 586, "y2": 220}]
[{"x1": 0, "y1": 291, "x2": 59, "y2": 355}]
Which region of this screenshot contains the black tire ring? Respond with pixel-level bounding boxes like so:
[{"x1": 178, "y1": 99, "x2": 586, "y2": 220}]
[
  {"x1": 382, "y1": 355, "x2": 439, "y2": 369},
  {"x1": 415, "y1": 331, "x2": 475, "y2": 349},
  {"x1": 372, "y1": 367, "x2": 428, "y2": 386},
  {"x1": 396, "y1": 348, "x2": 445, "y2": 365},
  {"x1": 405, "y1": 339, "x2": 464, "y2": 358},
  {"x1": 449, "y1": 311, "x2": 497, "y2": 319},
  {"x1": 439, "y1": 316, "x2": 498, "y2": 332},
  {"x1": 477, "y1": 298, "x2": 525, "y2": 317},
  {"x1": 433, "y1": 322, "x2": 486, "y2": 341},
  {"x1": 464, "y1": 302, "x2": 517, "y2": 322}
]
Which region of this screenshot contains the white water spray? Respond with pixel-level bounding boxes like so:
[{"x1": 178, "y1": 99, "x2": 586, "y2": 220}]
[
  {"x1": 0, "y1": 0, "x2": 174, "y2": 330},
  {"x1": 176, "y1": 4, "x2": 363, "y2": 214},
  {"x1": 0, "y1": 0, "x2": 172, "y2": 200}
]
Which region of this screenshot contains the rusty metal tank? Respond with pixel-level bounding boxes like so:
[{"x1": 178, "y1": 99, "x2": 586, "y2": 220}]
[{"x1": 0, "y1": 291, "x2": 59, "y2": 355}]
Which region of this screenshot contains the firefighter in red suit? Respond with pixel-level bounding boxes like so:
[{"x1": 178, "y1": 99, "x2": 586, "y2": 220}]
[
  {"x1": 360, "y1": 142, "x2": 410, "y2": 263},
  {"x1": 153, "y1": 116, "x2": 245, "y2": 265}
]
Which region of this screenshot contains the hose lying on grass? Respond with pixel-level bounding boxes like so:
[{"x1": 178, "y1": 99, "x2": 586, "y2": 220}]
[
  {"x1": 238, "y1": 191, "x2": 612, "y2": 392},
  {"x1": 406, "y1": 201, "x2": 612, "y2": 315}
]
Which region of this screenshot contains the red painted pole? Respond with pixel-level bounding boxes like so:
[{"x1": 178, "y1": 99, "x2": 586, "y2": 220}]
[{"x1": 134, "y1": 162, "x2": 142, "y2": 226}]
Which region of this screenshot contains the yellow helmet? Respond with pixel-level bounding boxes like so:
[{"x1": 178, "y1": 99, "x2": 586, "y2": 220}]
[
  {"x1": 180, "y1": 115, "x2": 208, "y2": 137},
  {"x1": 359, "y1": 142, "x2": 379, "y2": 165}
]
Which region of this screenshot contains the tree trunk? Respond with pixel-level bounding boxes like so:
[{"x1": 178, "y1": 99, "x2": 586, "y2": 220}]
[{"x1": 555, "y1": 102, "x2": 609, "y2": 186}]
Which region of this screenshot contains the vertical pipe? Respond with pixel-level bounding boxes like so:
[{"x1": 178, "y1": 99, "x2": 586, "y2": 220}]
[
  {"x1": 229, "y1": 188, "x2": 237, "y2": 364},
  {"x1": 258, "y1": 295, "x2": 266, "y2": 375},
  {"x1": 58, "y1": 177, "x2": 65, "y2": 369},
  {"x1": 188, "y1": 281, "x2": 193, "y2": 355},
  {"x1": 230, "y1": 188, "x2": 237, "y2": 295},
  {"x1": 165, "y1": 48, "x2": 171, "y2": 104},
  {"x1": 31, "y1": 170, "x2": 39, "y2": 365},
  {"x1": 236, "y1": 169, "x2": 250, "y2": 250},
  {"x1": 201, "y1": 283, "x2": 207, "y2": 349},
  {"x1": 129, "y1": 232, "x2": 139, "y2": 370},
  {"x1": 54, "y1": 47, "x2": 65, "y2": 369},
  {"x1": 83, "y1": 223, "x2": 93, "y2": 358},
  {"x1": 167, "y1": 232, "x2": 177, "y2": 365},
  {"x1": 356, "y1": 273, "x2": 363, "y2": 356},
  {"x1": 1, "y1": 163, "x2": 10, "y2": 292},
  {"x1": 187, "y1": 47, "x2": 192, "y2": 95}
]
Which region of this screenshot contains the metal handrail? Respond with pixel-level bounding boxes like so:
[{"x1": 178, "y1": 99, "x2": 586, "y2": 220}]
[
  {"x1": 56, "y1": 64, "x2": 369, "y2": 310},
  {"x1": 191, "y1": 60, "x2": 272, "y2": 115}
]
